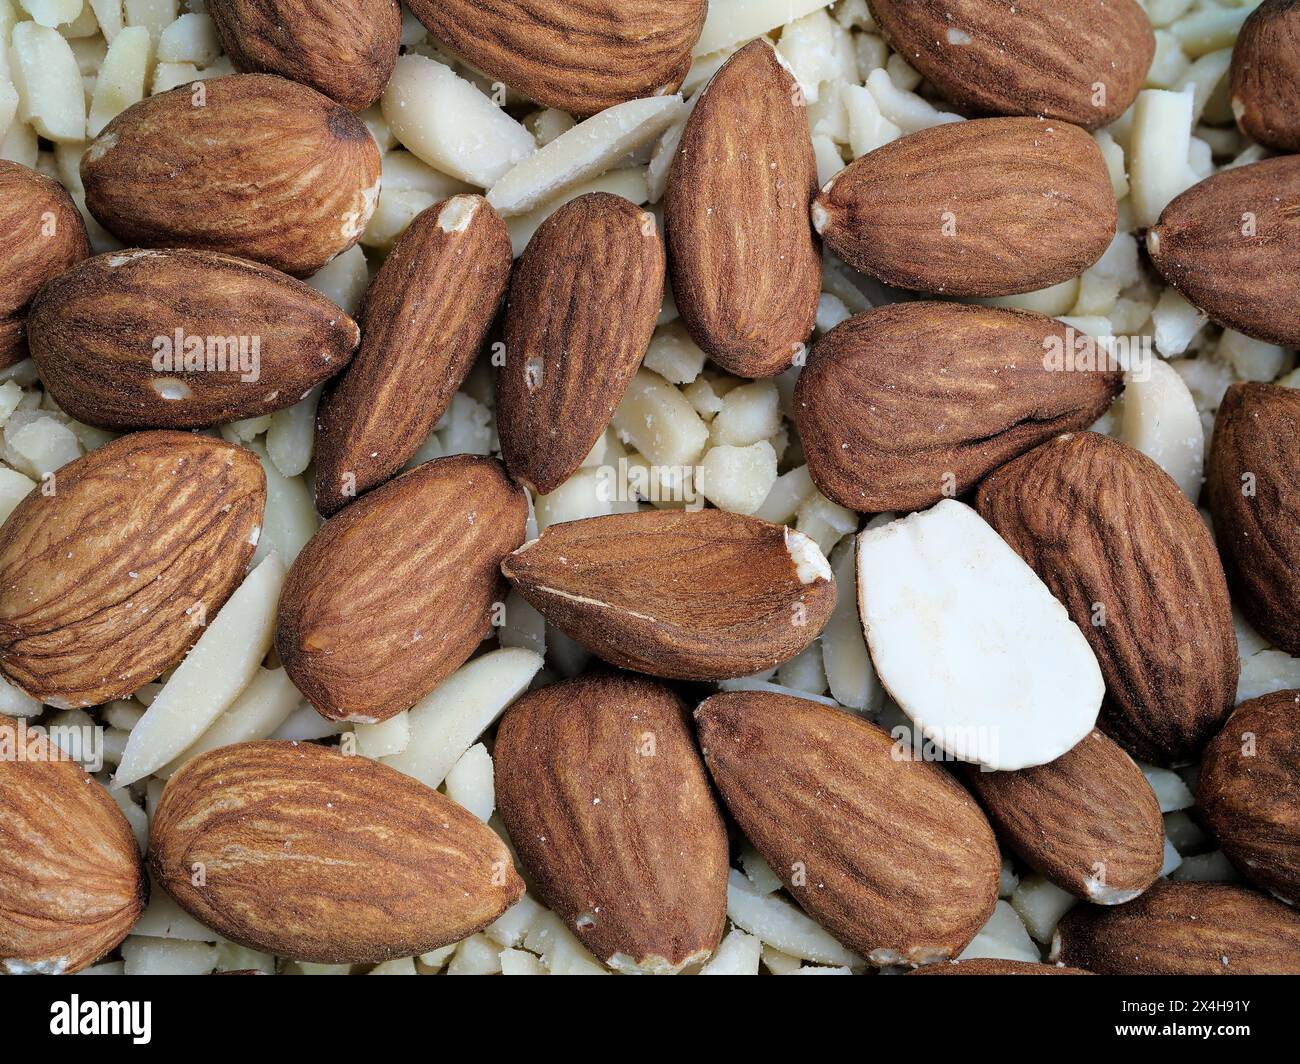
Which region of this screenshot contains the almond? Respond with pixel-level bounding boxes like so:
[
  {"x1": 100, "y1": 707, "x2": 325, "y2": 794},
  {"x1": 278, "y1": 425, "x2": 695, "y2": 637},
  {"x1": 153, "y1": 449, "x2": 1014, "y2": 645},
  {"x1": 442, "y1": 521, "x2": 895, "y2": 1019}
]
[
  {"x1": 500, "y1": 510, "x2": 836, "y2": 681},
  {"x1": 493, "y1": 671, "x2": 729, "y2": 974},
  {"x1": 0, "y1": 432, "x2": 265, "y2": 708},
  {"x1": 1052, "y1": 881, "x2": 1300, "y2": 975},
  {"x1": 794, "y1": 303, "x2": 1122, "y2": 513},
  {"x1": 1230, "y1": 0, "x2": 1300, "y2": 152},
  {"x1": 908, "y1": 959, "x2": 1092, "y2": 976},
  {"x1": 813, "y1": 117, "x2": 1117, "y2": 298},
  {"x1": 314, "y1": 195, "x2": 511, "y2": 516},
  {"x1": 149, "y1": 740, "x2": 523, "y2": 963},
  {"x1": 867, "y1": 0, "x2": 1154, "y2": 129},
  {"x1": 1147, "y1": 156, "x2": 1300, "y2": 347},
  {"x1": 497, "y1": 192, "x2": 664, "y2": 494},
  {"x1": 208, "y1": 0, "x2": 402, "y2": 111},
  {"x1": 665, "y1": 40, "x2": 822, "y2": 378},
  {"x1": 0, "y1": 714, "x2": 147, "y2": 975},
  {"x1": 278, "y1": 454, "x2": 527, "y2": 723},
  {"x1": 0, "y1": 160, "x2": 90, "y2": 371},
  {"x1": 406, "y1": 0, "x2": 706, "y2": 116},
  {"x1": 977, "y1": 431, "x2": 1238, "y2": 765},
  {"x1": 696, "y1": 691, "x2": 1000, "y2": 966},
  {"x1": 82, "y1": 74, "x2": 381, "y2": 278},
  {"x1": 29, "y1": 249, "x2": 360, "y2": 431}
]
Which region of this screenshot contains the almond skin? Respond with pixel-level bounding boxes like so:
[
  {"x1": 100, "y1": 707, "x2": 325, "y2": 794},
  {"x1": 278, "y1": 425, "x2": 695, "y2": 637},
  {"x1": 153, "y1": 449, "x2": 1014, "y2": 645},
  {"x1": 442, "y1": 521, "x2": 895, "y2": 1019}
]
[
  {"x1": 149, "y1": 740, "x2": 523, "y2": 964},
  {"x1": 494, "y1": 672, "x2": 729, "y2": 974},
  {"x1": 501, "y1": 510, "x2": 836, "y2": 681},
  {"x1": 82, "y1": 74, "x2": 381, "y2": 277},
  {"x1": 406, "y1": 0, "x2": 706, "y2": 116},
  {"x1": 665, "y1": 40, "x2": 822, "y2": 378},
  {"x1": 978, "y1": 432, "x2": 1238, "y2": 765},
  {"x1": 1147, "y1": 156, "x2": 1300, "y2": 347},
  {"x1": 314, "y1": 196, "x2": 512, "y2": 516},
  {"x1": 909, "y1": 959, "x2": 1093, "y2": 976},
  {"x1": 0, "y1": 160, "x2": 90, "y2": 370},
  {"x1": 0, "y1": 432, "x2": 265, "y2": 708},
  {"x1": 278, "y1": 454, "x2": 527, "y2": 723},
  {"x1": 868, "y1": 0, "x2": 1154, "y2": 129},
  {"x1": 795, "y1": 303, "x2": 1122, "y2": 513},
  {"x1": 0, "y1": 714, "x2": 147, "y2": 975},
  {"x1": 696, "y1": 692, "x2": 1000, "y2": 966},
  {"x1": 1053, "y1": 881, "x2": 1300, "y2": 975},
  {"x1": 813, "y1": 117, "x2": 1116, "y2": 298},
  {"x1": 207, "y1": 0, "x2": 401, "y2": 111},
  {"x1": 29, "y1": 249, "x2": 359, "y2": 431},
  {"x1": 497, "y1": 193, "x2": 664, "y2": 494},
  {"x1": 1230, "y1": 0, "x2": 1300, "y2": 152},
  {"x1": 1207, "y1": 383, "x2": 1300, "y2": 656}
]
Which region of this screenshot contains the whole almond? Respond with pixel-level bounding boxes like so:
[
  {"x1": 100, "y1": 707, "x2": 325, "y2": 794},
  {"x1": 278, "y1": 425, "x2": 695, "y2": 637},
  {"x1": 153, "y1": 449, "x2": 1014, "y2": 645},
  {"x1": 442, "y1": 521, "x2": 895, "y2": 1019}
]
[
  {"x1": 498, "y1": 193, "x2": 664, "y2": 494},
  {"x1": 29, "y1": 249, "x2": 359, "y2": 431},
  {"x1": 978, "y1": 432, "x2": 1238, "y2": 764},
  {"x1": 0, "y1": 432, "x2": 265, "y2": 708},
  {"x1": 278, "y1": 454, "x2": 527, "y2": 723},
  {"x1": 82, "y1": 74, "x2": 381, "y2": 277},
  {"x1": 501, "y1": 510, "x2": 836, "y2": 681},
  {"x1": 795, "y1": 303, "x2": 1122, "y2": 512},
  {"x1": 494, "y1": 672, "x2": 729, "y2": 974},
  {"x1": 149, "y1": 740, "x2": 523, "y2": 963},
  {"x1": 665, "y1": 40, "x2": 822, "y2": 378},
  {"x1": 0, "y1": 715, "x2": 147, "y2": 975},
  {"x1": 315, "y1": 195, "x2": 511, "y2": 515},
  {"x1": 908, "y1": 959, "x2": 1092, "y2": 975},
  {"x1": 696, "y1": 691, "x2": 1001, "y2": 966},
  {"x1": 813, "y1": 117, "x2": 1117, "y2": 298},
  {"x1": 1230, "y1": 0, "x2": 1300, "y2": 151}
]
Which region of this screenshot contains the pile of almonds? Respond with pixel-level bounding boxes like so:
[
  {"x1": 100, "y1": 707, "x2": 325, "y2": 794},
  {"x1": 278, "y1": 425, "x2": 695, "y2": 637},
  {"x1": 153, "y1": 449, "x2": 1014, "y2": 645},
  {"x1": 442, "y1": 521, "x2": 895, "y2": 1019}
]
[{"x1": 1, "y1": 0, "x2": 1299, "y2": 978}]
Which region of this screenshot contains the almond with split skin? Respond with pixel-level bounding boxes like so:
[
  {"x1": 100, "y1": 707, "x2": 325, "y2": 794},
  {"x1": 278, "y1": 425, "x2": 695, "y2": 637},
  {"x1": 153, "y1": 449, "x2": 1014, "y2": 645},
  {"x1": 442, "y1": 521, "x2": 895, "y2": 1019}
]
[
  {"x1": 665, "y1": 39, "x2": 822, "y2": 378},
  {"x1": 314, "y1": 196, "x2": 511, "y2": 516},
  {"x1": 813, "y1": 117, "x2": 1116, "y2": 298},
  {"x1": 908, "y1": 959, "x2": 1092, "y2": 976},
  {"x1": 497, "y1": 192, "x2": 664, "y2": 495},
  {"x1": 0, "y1": 432, "x2": 264, "y2": 708},
  {"x1": 795, "y1": 303, "x2": 1122, "y2": 513},
  {"x1": 494, "y1": 672, "x2": 728, "y2": 974},
  {"x1": 150, "y1": 740, "x2": 523, "y2": 964},
  {"x1": 1230, "y1": 0, "x2": 1300, "y2": 152},
  {"x1": 82, "y1": 74, "x2": 381, "y2": 278}
]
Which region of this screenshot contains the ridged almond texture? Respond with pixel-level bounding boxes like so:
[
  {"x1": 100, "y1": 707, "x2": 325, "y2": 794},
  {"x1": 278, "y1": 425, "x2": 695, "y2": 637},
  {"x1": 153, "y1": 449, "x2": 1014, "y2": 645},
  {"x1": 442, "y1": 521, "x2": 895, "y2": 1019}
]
[
  {"x1": 29, "y1": 249, "x2": 360, "y2": 431},
  {"x1": 278, "y1": 455, "x2": 527, "y2": 723},
  {"x1": 868, "y1": 0, "x2": 1154, "y2": 129},
  {"x1": 406, "y1": 0, "x2": 706, "y2": 116},
  {"x1": 494, "y1": 672, "x2": 729, "y2": 974},
  {"x1": 1147, "y1": 156, "x2": 1300, "y2": 347},
  {"x1": 82, "y1": 74, "x2": 381, "y2": 277},
  {"x1": 150, "y1": 741, "x2": 523, "y2": 963},
  {"x1": 501, "y1": 510, "x2": 836, "y2": 681},
  {"x1": 0, "y1": 432, "x2": 265, "y2": 708},
  {"x1": 963, "y1": 730, "x2": 1164, "y2": 904},
  {"x1": 498, "y1": 193, "x2": 664, "y2": 494},
  {"x1": 813, "y1": 117, "x2": 1117, "y2": 297},
  {"x1": 0, "y1": 161, "x2": 90, "y2": 370},
  {"x1": 978, "y1": 432, "x2": 1238, "y2": 765},
  {"x1": 314, "y1": 196, "x2": 512, "y2": 516},
  {"x1": 794, "y1": 303, "x2": 1122, "y2": 513},
  {"x1": 696, "y1": 692, "x2": 1000, "y2": 966},
  {"x1": 1230, "y1": 0, "x2": 1300, "y2": 152},
  {"x1": 208, "y1": 0, "x2": 402, "y2": 111},
  {"x1": 1207, "y1": 383, "x2": 1300, "y2": 656},
  {"x1": 909, "y1": 959, "x2": 1092, "y2": 976},
  {"x1": 665, "y1": 40, "x2": 822, "y2": 378},
  {"x1": 1199, "y1": 690, "x2": 1300, "y2": 904},
  {"x1": 1054, "y1": 881, "x2": 1300, "y2": 974},
  {"x1": 0, "y1": 715, "x2": 147, "y2": 975}
]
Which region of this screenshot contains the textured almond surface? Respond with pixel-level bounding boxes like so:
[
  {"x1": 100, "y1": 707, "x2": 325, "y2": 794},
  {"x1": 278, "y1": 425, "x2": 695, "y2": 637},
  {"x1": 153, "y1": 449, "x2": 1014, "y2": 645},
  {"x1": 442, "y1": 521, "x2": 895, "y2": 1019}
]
[
  {"x1": 494, "y1": 672, "x2": 728, "y2": 973},
  {"x1": 909, "y1": 959, "x2": 1092, "y2": 976},
  {"x1": 498, "y1": 192, "x2": 664, "y2": 494},
  {"x1": 0, "y1": 432, "x2": 265, "y2": 708},
  {"x1": 665, "y1": 40, "x2": 821, "y2": 378},
  {"x1": 150, "y1": 741, "x2": 522, "y2": 963},
  {"x1": 315, "y1": 196, "x2": 512, "y2": 515},
  {"x1": 82, "y1": 74, "x2": 381, "y2": 277},
  {"x1": 813, "y1": 117, "x2": 1116, "y2": 298},
  {"x1": 1230, "y1": 0, "x2": 1300, "y2": 151}
]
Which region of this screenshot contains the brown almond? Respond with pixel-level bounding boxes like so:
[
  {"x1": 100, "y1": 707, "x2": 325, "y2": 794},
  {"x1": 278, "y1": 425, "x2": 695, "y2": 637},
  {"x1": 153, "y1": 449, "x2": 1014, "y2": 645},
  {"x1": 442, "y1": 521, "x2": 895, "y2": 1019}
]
[
  {"x1": 908, "y1": 959, "x2": 1093, "y2": 975},
  {"x1": 1230, "y1": 0, "x2": 1300, "y2": 152}
]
